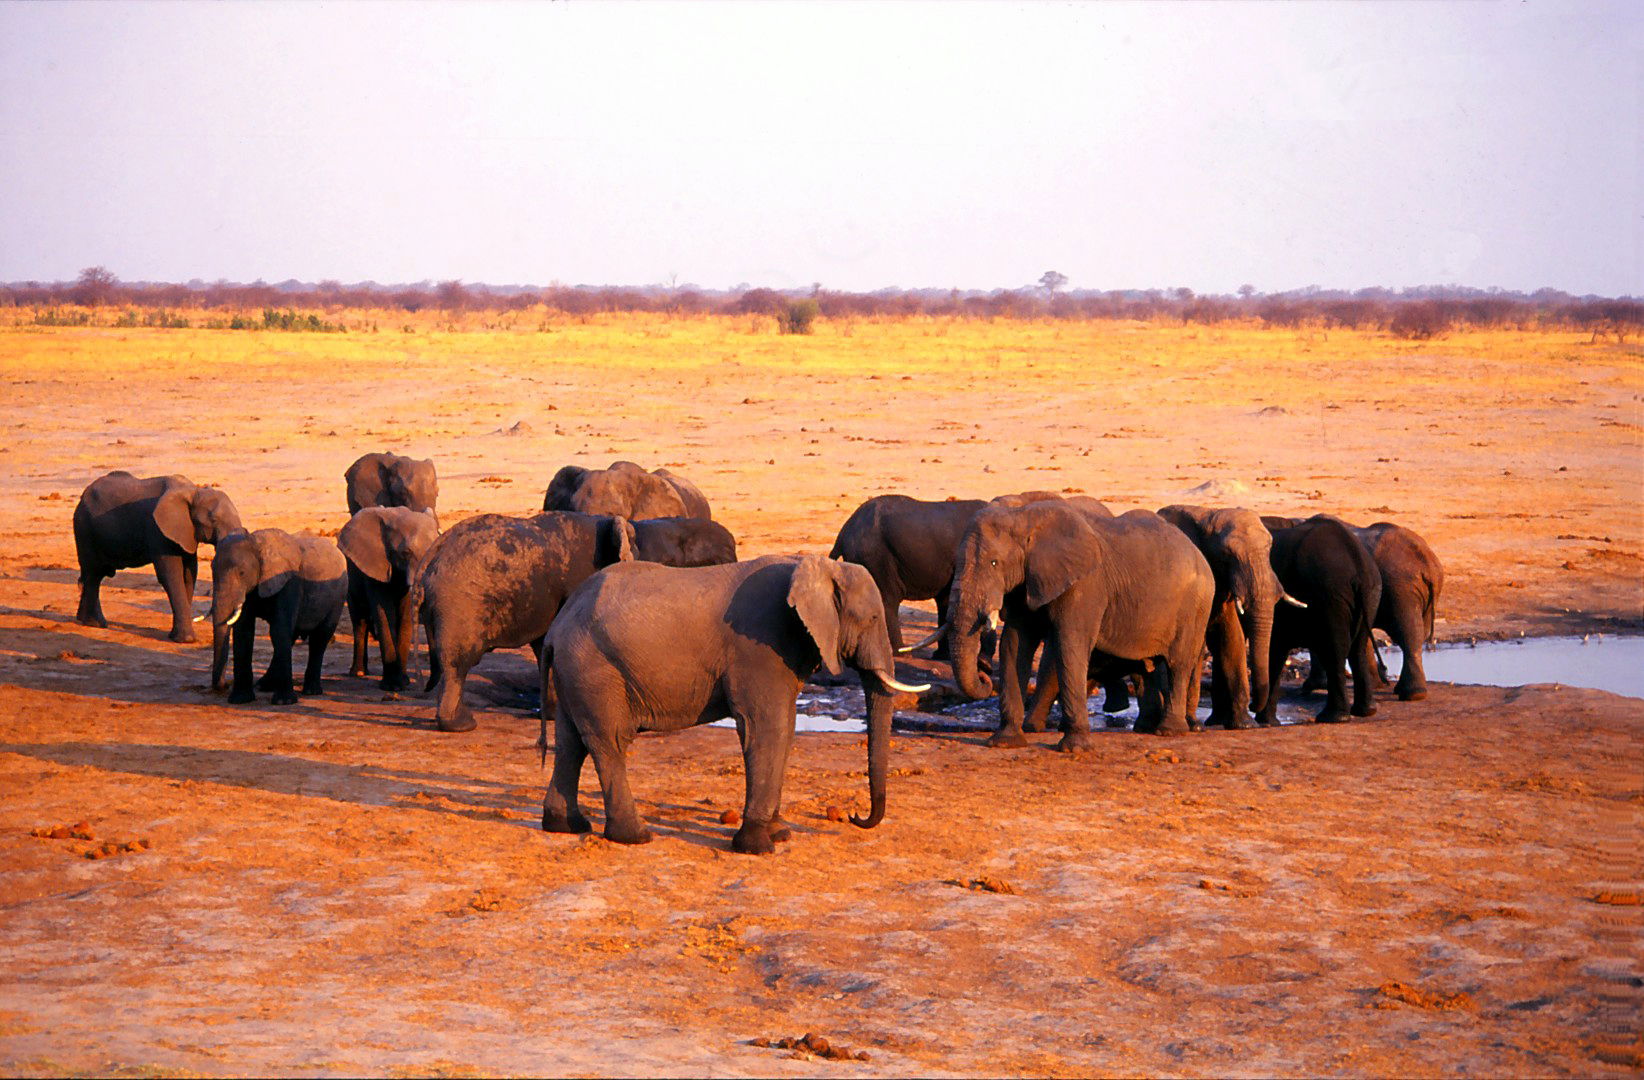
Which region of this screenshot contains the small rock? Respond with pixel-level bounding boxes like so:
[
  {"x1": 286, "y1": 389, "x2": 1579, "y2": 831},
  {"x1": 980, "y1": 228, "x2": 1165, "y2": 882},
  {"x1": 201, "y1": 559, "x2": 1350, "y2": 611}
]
[{"x1": 719, "y1": 809, "x2": 740, "y2": 826}]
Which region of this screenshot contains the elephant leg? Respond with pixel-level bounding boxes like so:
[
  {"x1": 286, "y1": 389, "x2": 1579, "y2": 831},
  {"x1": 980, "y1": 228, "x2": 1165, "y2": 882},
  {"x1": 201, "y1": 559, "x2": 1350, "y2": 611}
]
[
  {"x1": 1349, "y1": 629, "x2": 1378, "y2": 718},
  {"x1": 1388, "y1": 608, "x2": 1429, "y2": 701},
  {"x1": 348, "y1": 577, "x2": 371, "y2": 677},
  {"x1": 931, "y1": 590, "x2": 953, "y2": 661},
  {"x1": 302, "y1": 614, "x2": 338, "y2": 696},
  {"x1": 1022, "y1": 651, "x2": 1057, "y2": 733},
  {"x1": 392, "y1": 592, "x2": 418, "y2": 692},
  {"x1": 882, "y1": 589, "x2": 905, "y2": 653},
  {"x1": 1300, "y1": 663, "x2": 1328, "y2": 694},
  {"x1": 228, "y1": 617, "x2": 257, "y2": 704},
  {"x1": 373, "y1": 592, "x2": 406, "y2": 691},
  {"x1": 988, "y1": 624, "x2": 1031, "y2": 748},
  {"x1": 1203, "y1": 609, "x2": 1233, "y2": 729},
  {"x1": 1152, "y1": 644, "x2": 1201, "y2": 738},
  {"x1": 542, "y1": 709, "x2": 593, "y2": 834},
  {"x1": 587, "y1": 733, "x2": 651, "y2": 845},
  {"x1": 154, "y1": 553, "x2": 197, "y2": 643},
  {"x1": 434, "y1": 655, "x2": 476, "y2": 732},
  {"x1": 422, "y1": 624, "x2": 442, "y2": 695},
  {"x1": 732, "y1": 708, "x2": 796, "y2": 854},
  {"x1": 181, "y1": 553, "x2": 198, "y2": 607},
  {"x1": 76, "y1": 567, "x2": 110, "y2": 628},
  {"x1": 1314, "y1": 622, "x2": 1352, "y2": 723},
  {"x1": 1053, "y1": 638, "x2": 1095, "y2": 752},
  {"x1": 1102, "y1": 671, "x2": 1131, "y2": 714},
  {"x1": 1134, "y1": 667, "x2": 1165, "y2": 734},
  {"x1": 266, "y1": 599, "x2": 299, "y2": 706}
]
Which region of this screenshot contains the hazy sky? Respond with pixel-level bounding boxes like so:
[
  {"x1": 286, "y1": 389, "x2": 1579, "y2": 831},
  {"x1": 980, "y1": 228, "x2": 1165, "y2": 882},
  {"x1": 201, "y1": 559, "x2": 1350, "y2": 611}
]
[{"x1": 1, "y1": 1, "x2": 1638, "y2": 294}]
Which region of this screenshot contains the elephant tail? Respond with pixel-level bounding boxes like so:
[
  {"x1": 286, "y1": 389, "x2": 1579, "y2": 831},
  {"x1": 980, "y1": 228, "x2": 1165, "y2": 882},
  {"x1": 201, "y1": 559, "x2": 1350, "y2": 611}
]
[{"x1": 536, "y1": 638, "x2": 554, "y2": 769}]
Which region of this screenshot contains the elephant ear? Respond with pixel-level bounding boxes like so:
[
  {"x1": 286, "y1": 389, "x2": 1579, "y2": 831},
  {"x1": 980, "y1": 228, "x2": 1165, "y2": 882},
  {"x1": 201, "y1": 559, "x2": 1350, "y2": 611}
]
[
  {"x1": 788, "y1": 555, "x2": 843, "y2": 676},
  {"x1": 338, "y1": 511, "x2": 393, "y2": 583},
  {"x1": 600, "y1": 516, "x2": 637, "y2": 564},
  {"x1": 1023, "y1": 504, "x2": 1102, "y2": 610},
  {"x1": 153, "y1": 483, "x2": 201, "y2": 554},
  {"x1": 543, "y1": 465, "x2": 587, "y2": 511},
  {"x1": 656, "y1": 469, "x2": 711, "y2": 519},
  {"x1": 253, "y1": 531, "x2": 304, "y2": 598}
]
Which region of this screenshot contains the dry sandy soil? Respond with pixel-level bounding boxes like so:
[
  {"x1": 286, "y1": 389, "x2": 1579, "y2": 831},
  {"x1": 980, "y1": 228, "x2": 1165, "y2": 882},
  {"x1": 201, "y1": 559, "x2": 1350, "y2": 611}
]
[{"x1": 1, "y1": 318, "x2": 1640, "y2": 1076}]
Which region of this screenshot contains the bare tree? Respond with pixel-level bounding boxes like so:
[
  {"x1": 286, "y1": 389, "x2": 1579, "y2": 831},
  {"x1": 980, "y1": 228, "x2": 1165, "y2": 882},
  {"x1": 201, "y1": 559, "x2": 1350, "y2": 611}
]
[
  {"x1": 74, "y1": 266, "x2": 117, "y2": 306},
  {"x1": 1038, "y1": 270, "x2": 1068, "y2": 297}
]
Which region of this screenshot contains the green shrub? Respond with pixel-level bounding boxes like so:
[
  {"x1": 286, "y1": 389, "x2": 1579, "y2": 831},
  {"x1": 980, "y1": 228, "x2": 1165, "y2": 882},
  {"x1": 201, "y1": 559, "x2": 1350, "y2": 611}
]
[{"x1": 778, "y1": 298, "x2": 819, "y2": 335}]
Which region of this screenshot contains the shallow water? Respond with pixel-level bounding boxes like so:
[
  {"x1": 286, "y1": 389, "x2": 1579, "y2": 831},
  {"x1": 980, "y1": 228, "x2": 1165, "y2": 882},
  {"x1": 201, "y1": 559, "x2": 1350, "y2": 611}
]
[{"x1": 1391, "y1": 634, "x2": 1643, "y2": 700}]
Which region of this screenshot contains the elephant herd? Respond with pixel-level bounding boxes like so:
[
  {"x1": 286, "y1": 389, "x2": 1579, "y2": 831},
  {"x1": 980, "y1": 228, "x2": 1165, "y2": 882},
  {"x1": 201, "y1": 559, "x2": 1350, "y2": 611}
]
[{"x1": 69, "y1": 456, "x2": 1443, "y2": 854}]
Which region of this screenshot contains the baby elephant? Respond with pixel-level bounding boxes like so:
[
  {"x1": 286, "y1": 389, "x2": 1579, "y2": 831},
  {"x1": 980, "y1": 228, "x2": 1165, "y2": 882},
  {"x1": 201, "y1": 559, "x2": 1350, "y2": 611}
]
[
  {"x1": 210, "y1": 530, "x2": 348, "y2": 705},
  {"x1": 541, "y1": 554, "x2": 929, "y2": 854}
]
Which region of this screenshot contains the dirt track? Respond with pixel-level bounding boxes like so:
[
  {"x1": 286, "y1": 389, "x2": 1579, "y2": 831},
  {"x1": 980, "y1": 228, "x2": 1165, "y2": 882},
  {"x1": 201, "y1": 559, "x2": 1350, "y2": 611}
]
[{"x1": 1, "y1": 320, "x2": 1641, "y2": 1076}]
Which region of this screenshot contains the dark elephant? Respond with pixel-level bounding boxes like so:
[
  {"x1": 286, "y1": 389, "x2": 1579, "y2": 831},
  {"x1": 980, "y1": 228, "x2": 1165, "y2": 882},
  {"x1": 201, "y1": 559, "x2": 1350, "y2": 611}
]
[
  {"x1": 1256, "y1": 515, "x2": 1382, "y2": 725},
  {"x1": 209, "y1": 529, "x2": 347, "y2": 705},
  {"x1": 344, "y1": 452, "x2": 438, "y2": 516},
  {"x1": 73, "y1": 471, "x2": 243, "y2": 643},
  {"x1": 543, "y1": 461, "x2": 711, "y2": 520},
  {"x1": 337, "y1": 507, "x2": 440, "y2": 691},
  {"x1": 414, "y1": 512, "x2": 637, "y2": 733},
  {"x1": 946, "y1": 501, "x2": 1214, "y2": 748},
  {"x1": 540, "y1": 554, "x2": 928, "y2": 853},
  {"x1": 1350, "y1": 521, "x2": 1444, "y2": 701},
  {"x1": 631, "y1": 516, "x2": 737, "y2": 567},
  {"x1": 1156, "y1": 504, "x2": 1303, "y2": 729}
]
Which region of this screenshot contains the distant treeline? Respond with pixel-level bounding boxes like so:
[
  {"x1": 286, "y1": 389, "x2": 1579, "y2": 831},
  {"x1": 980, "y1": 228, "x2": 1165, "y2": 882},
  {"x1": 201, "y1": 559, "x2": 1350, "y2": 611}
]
[{"x1": 5, "y1": 268, "x2": 1640, "y2": 340}]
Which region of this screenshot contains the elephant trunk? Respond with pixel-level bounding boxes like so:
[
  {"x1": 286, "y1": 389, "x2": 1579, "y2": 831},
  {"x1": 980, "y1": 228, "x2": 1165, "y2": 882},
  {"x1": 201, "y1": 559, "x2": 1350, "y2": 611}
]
[
  {"x1": 947, "y1": 602, "x2": 994, "y2": 700},
  {"x1": 209, "y1": 579, "x2": 247, "y2": 691},
  {"x1": 851, "y1": 679, "x2": 895, "y2": 829},
  {"x1": 210, "y1": 618, "x2": 230, "y2": 691},
  {"x1": 1246, "y1": 604, "x2": 1275, "y2": 712}
]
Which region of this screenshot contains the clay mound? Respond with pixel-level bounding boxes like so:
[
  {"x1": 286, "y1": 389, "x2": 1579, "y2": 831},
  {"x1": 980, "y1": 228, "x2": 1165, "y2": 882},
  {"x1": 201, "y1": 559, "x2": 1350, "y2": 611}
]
[
  {"x1": 1254, "y1": 405, "x2": 1291, "y2": 416},
  {"x1": 1180, "y1": 478, "x2": 1252, "y2": 500},
  {"x1": 492, "y1": 420, "x2": 533, "y2": 436}
]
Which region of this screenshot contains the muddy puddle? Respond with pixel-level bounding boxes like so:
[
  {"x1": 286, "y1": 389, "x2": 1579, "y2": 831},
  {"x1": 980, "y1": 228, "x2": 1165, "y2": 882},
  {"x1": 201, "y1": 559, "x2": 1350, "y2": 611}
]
[{"x1": 1393, "y1": 633, "x2": 1643, "y2": 699}]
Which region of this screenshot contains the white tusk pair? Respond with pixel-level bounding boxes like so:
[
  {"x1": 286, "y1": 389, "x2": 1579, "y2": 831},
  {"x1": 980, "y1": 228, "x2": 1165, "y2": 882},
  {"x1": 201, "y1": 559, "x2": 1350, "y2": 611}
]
[
  {"x1": 1281, "y1": 592, "x2": 1308, "y2": 609},
  {"x1": 224, "y1": 603, "x2": 244, "y2": 626},
  {"x1": 880, "y1": 674, "x2": 931, "y2": 694},
  {"x1": 896, "y1": 623, "x2": 949, "y2": 655}
]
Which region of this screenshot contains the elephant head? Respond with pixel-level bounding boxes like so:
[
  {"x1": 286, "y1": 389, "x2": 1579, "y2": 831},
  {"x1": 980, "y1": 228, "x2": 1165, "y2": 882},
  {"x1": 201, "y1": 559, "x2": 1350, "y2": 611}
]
[
  {"x1": 209, "y1": 529, "x2": 303, "y2": 690},
  {"x1": 543, "y1": 461, "x2": 711, "y2": 521},
  {"x1": 1158, "y1": 504, "x2": 1289, "y2": 711},
  {"x1": 945, "y1": 501, "x2": 1100, "y2": 700},
  {"x1": 346, "y1": 453, "x2": 438, "y2": 519},
  {"x1": 787, "y1": 555, "x2": 926, "y2": 829},
  {"x1": 155, "y1": 479, "x2": 243, "y2": 555},
  {"x1": 337, "y1": 507, "x2": 440, "y2": 584}
]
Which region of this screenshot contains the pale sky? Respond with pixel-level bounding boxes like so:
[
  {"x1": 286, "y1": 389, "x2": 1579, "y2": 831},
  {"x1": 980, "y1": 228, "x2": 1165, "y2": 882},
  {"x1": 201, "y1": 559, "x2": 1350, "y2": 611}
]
[{"x1": 1, "y1": 1, "x2": 1639, "y2": 295}]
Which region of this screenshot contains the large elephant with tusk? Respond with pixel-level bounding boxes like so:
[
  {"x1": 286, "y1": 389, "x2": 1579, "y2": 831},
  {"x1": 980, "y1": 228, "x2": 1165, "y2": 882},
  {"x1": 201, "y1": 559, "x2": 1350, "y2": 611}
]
[
  {"x1": 540, "y1": 554, "x2": 928, "y2": 853},
  {"x1": 210, "y1": 529, "x2": 348, "y2": 705}
]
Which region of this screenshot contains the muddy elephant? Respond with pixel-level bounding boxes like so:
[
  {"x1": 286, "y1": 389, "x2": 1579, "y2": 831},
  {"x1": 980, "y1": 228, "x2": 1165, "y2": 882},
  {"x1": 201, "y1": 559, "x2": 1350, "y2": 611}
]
[
  {"x1": 1257, "y1": 515, "x2": 1382, "y2": 725},
  {"x1": 543, "y1": 461, "x2": 710, "y2": 520},
  {"x1": 73, "y1": 471, "x2": 243, "y2": 643},
  {"x1": 337, "y1": 506, "x2": 440, "y2": 690},
  {"x1": 1347, "y1": 521, "x2": 1444, "y2": 701},
  {"x1": 345, "y1": 452, "x2": 438, "y2": 517},
  {"x1": 1156, "y1": 505, "x2": 1303, "y2": 729},
  {"x1": 946, "y1": 501, "x2": 1214, "y2": 747},
  {"x1": 631, "y1": 516, "x2": 737, "y2": 567},
  {"x1": 414, "y1": 511, "x2": 637, "y2": 732},
  {"x1": 209, "y1": 529, "x2": 347, "y2": 705},
  {"x1": 540, "y1": 554, "x2": 928, "y2": 853}
]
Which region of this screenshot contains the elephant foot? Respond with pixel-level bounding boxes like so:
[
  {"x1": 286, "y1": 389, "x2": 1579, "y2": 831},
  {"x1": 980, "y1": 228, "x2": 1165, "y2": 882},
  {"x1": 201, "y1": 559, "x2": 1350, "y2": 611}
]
[
  {"x1": 350, "y1": 665, "x2": 370, "y2": 678},
  {"x1": 1055, "y1": 733, "x2": 1094, "y2": 754},
  {"x1": 168, "y1": 628, "x2": 198, "y2": 645},
  {"x1": 731, "y1": 824, "x2": 776, "y2": 855},
  {"x1": 1315, "y1": 707, "x2": 1349, "y2": 724},
  {"x1": 1102, "y1": 694, "x2": 1130, "y2": 714},
  {"x1": 1021, "y1": 717, "x2": 1048, "y2": 734},
  {"x1": 1228, "y1": 714, "x2": 1259, "y2": 730},
  {"x1": 379, "y1": 675, "x2": 409, "y2": 692},
  {"x1": 604, "y1": 820, "x2": 653, "y2": 846},
  {"x1": 256, "y1": 672, "x2": 276, "y2": 690},
  {"x1": 77, "y1": 614, "x2": 109, "y2": 629},
  {"x1": 270, "y1": 690, "x2": 299, "y2": 706},
  {"x1": 1103, "y1": 713, "x2": 1130, "y2": 729},
  {"x1": 1150, "y1": 721, "x2": 1189, "y2": 738},
  {"x1": 1397, "y1": 687, "x2": 1428, "y2": 702},
  {"x1": 1351, "y1": 702, "x2": 1378, "y2": 718},
  {"x1": 437, "y1": 707, "x2": 477, "y2": 733},
  {"x1": 986, "y1": 729, "x2": 1029, "y2": 749},
  {"x1": 227, "y1": 687, "x2": 256, "y2": 705},
  {"x1": 300, "y1": 682, "x2": 325, "y2": 697},
  {"x1": 1187, "y1": 718, "x2": 1206, "y2": 732},
  {"x1": 768, "y1": 817, "x2": 792, "y2": 844},
  {"x1": 1254, "y1": 712, "x2": 1281, "y2": 728},
  {"x1": 542, "y1": 808, "x2": 593, "y2": 834}
]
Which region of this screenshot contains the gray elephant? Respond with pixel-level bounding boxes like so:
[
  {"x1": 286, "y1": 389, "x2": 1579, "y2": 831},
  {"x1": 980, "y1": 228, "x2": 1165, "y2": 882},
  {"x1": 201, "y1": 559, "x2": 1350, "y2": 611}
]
[
  {"x1": 946, "y1": 501, "x2": 1214, "y2": 747},
  {"x1": 1156, "y1": 505, "x2": 1304, "y2": 729},
  {"x1": 345, "y1": 452, "x2": 438, "y2": 516},
  {"x1": 540, "y1": 554, "x2": 928, "y2": 853},
  {"x1": 209, "y1": 529, "x2": 347, "y2": 705},
  {"x1": 1350, "y1": 521, "x2": 1444, "y2": 701},
  {"x1": 543, "y1": 461, "x2": 711, "y2": 520},
  {"x1": 631, "y1": 516, "x2": 737, "y2": 567},
  {"x1": 414, "y1": 511, "x2": 638, "y2": 733},
  {"x1": 1257, "y1": 515, "x2": 1382, "y2": 725},
  {"x1": 337, "y1": 507, "x2": 440, "y2": 691},
  {"x1": 73, "y1": 471, "x2": 243, "y2": 643}
]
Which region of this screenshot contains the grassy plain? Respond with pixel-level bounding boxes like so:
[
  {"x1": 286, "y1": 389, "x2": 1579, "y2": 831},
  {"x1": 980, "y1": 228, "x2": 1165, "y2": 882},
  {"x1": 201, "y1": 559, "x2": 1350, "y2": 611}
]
[{"x1": 0, "y1": 316, "x2": 1640, "y2": 1076}]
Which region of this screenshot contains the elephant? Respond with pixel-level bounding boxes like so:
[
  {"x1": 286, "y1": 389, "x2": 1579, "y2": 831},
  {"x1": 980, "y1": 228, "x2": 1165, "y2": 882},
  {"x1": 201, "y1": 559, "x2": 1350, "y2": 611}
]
[
  {"x1": 631, "y1": 516, "x2": 738, "y2": 567},
  {"x1": 73, "y1": 471, "x2": 243, "y2": 643},
  {"x1": 414, "y1": 511, "x2": 638, "y2": 733},
  {"x1": 945, "y1": 501, "x2": 1214, "y2": 748},
  {"x1": 543, "y1": 461, "x2": 711, "y2": 521},
  {"x1": 1156, "y1": 504, "x2": 1302, "y2": 729},
  {"x1": 209, "y1": 529, "x2": 347, "y2": 705},
  {"x1": 344, "y1": 452, "x2": 438, "y2": 517},
  {"x1": 1255, "y1": 515, "x2": 1382, "y2": 725},
  {"x1": 337, "y1": 506, "x2": 440, "y2": 691},
  {"x1": 539, "y1": 554, "x2": 929, "y2": 853},
  {"x1": 1350, "y1": 521, "x2": 1444, "y2": 701}
]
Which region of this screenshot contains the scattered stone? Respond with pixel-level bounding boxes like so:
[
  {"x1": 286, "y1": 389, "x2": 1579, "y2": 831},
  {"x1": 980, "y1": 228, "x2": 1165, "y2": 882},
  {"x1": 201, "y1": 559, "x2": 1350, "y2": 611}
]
[
  {"x1": 1373, "y1": 981, "x2": 1474, "y2": 1011},
  {"x1": 719, "y1": 808, "x2": 740, "y2": 826},
  {"x1": 824, "y1": 805, "x2": 848, "y2": 822},
  {"x1": 948, "y1": 876, "x2": 1016, "y2": 895},
  {"x1": 31, "y1": 821, "x2": 93, "y2": 841},
  {"x1": 758, "y1": 1032, "x2": 868, "y2": 1062},
  {"x1": 1590, "y1": 891, "x2": 1640, "y2": 906}
]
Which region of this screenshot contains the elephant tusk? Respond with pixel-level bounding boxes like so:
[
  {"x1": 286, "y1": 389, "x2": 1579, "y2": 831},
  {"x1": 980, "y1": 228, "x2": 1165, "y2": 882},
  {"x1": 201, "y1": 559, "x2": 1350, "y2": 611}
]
[
  {"x1": 224, "y1": 603, "x2": 244, "y2": 626},
  {"x1": 879, "y1": 673, "x2": 931, "y2": 695},
  {"x1": 896, "y1": 623, "x2": 949, "y2": 655},
  {"x1": 1281, "y1": 592, "x2": 1308, "y2": 609},
  {"x1": 193, "y1": 613, "x2": 207, "y2": 623},
  {"x1": 987, "y1": 610, "x2": 1002, "y2": 633},
  {"x1": 1234, "y1": 598, "x2": 1246, "y2": 617}
]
